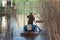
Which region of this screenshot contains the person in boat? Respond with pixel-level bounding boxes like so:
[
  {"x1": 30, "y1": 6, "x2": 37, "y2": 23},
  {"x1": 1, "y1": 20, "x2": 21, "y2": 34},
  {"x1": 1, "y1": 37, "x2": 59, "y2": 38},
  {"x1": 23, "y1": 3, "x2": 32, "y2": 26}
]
[{"x1": 27, "y1": 13, "x2": 35, "y2": 25}]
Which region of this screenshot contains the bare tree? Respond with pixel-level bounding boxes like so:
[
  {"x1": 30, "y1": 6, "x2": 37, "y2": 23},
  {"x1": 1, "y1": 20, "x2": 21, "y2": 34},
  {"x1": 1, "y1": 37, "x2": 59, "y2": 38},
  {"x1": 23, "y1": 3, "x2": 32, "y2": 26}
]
[{"x1": 42, "y1": 0, "x2": 60, "y2": 40}]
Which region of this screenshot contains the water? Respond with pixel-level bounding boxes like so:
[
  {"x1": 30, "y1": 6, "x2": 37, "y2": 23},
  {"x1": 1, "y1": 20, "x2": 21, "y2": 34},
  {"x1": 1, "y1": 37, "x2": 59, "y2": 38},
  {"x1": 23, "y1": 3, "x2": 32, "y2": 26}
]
[
  {"x1": 0, "y1": 16, "x2": 49, "y2": 40},
  {"x1": 10, "y1": 17, "x2": 49, "y2": 40}
]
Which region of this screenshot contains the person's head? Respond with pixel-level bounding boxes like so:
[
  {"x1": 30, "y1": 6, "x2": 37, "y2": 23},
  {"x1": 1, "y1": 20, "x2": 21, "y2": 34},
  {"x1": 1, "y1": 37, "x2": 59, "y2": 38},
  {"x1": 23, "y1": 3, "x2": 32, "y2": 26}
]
[{"x1": 30, "y1": 13, "x2": 32, "y2": 15}]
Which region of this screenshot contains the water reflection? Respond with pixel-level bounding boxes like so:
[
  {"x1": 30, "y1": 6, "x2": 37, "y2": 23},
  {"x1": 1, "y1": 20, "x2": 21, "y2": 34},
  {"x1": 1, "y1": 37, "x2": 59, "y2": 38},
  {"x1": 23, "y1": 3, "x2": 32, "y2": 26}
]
[{"x1": 10, "y1": 17, "x2": 49, "y2": 40}]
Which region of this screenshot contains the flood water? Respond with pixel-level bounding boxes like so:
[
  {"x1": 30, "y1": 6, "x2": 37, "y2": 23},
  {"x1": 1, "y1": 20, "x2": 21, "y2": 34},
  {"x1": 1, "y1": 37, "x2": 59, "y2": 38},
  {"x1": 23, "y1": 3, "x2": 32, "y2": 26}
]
[
  {"x1": 0, "y1": 15, "x2": 49, "y2": 40},
  {"x1": 10, "y1": 16, "x2": 49, "y2": 40},
  {"x1": 12, "y1": 27, "x2": 49, "y2": 40}
]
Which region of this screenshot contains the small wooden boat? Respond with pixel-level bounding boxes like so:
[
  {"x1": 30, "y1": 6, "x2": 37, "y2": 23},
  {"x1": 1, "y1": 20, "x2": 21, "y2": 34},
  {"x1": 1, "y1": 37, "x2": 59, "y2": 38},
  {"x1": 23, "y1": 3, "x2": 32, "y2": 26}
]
[
  {"x1": 21, "y1": 24, "x2": 41, "y2": 38},
  {"x1": 21, "y1": 31, "x2": 39, "y2": 38}
]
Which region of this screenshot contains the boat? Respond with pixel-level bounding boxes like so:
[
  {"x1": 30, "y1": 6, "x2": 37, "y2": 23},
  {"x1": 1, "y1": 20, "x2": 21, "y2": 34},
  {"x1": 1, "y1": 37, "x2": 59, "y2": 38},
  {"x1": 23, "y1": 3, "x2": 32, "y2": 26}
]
[{"x1": 21, "y1": 24, "x2": 41, "y2": 38}]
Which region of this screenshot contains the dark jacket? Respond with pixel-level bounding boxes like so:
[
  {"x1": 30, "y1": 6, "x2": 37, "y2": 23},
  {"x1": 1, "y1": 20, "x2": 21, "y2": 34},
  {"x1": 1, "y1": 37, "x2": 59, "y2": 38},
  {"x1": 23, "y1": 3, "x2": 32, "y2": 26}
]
[{"x1": 27, "y1": 14, "x2": 35, "y2": 24}]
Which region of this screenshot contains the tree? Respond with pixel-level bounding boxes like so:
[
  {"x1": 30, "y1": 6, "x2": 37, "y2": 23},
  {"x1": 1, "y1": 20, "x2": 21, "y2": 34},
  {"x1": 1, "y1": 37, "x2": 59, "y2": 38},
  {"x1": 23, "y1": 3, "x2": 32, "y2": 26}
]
[{"x1": 42, "y1": 0, "x2": 60, "y2": 40}]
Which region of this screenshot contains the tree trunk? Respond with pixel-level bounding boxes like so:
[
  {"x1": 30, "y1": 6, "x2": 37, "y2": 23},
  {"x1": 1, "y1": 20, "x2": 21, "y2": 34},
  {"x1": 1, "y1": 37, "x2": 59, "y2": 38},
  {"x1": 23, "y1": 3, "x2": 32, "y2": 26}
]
[{"x1": 42, "y1": 0, "x2": 60, "y2": 40}]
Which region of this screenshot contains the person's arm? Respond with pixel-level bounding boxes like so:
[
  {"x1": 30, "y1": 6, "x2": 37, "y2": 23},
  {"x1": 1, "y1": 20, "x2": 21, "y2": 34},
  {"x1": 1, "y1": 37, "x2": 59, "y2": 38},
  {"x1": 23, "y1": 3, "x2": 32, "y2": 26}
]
[{"x1": 33, "y1": 16, "x2": 35, "y2": 21}]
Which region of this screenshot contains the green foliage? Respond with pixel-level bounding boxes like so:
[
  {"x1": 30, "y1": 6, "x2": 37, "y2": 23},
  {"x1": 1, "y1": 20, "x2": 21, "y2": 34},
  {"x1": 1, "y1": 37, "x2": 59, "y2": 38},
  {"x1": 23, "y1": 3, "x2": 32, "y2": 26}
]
[{"x1": 14, "y1": 0, "x2": 45, "y2": 15}]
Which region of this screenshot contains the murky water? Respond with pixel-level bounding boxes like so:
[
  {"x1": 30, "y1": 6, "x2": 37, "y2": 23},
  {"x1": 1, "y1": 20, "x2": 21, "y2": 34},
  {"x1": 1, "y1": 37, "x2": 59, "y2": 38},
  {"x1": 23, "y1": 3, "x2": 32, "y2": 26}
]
[
  {"x1": 0, "y1": 15, "x2": 49, "y2": 40},
  {"x1": 10, "y1": 17, "x2": 49, "y2": 40}
]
